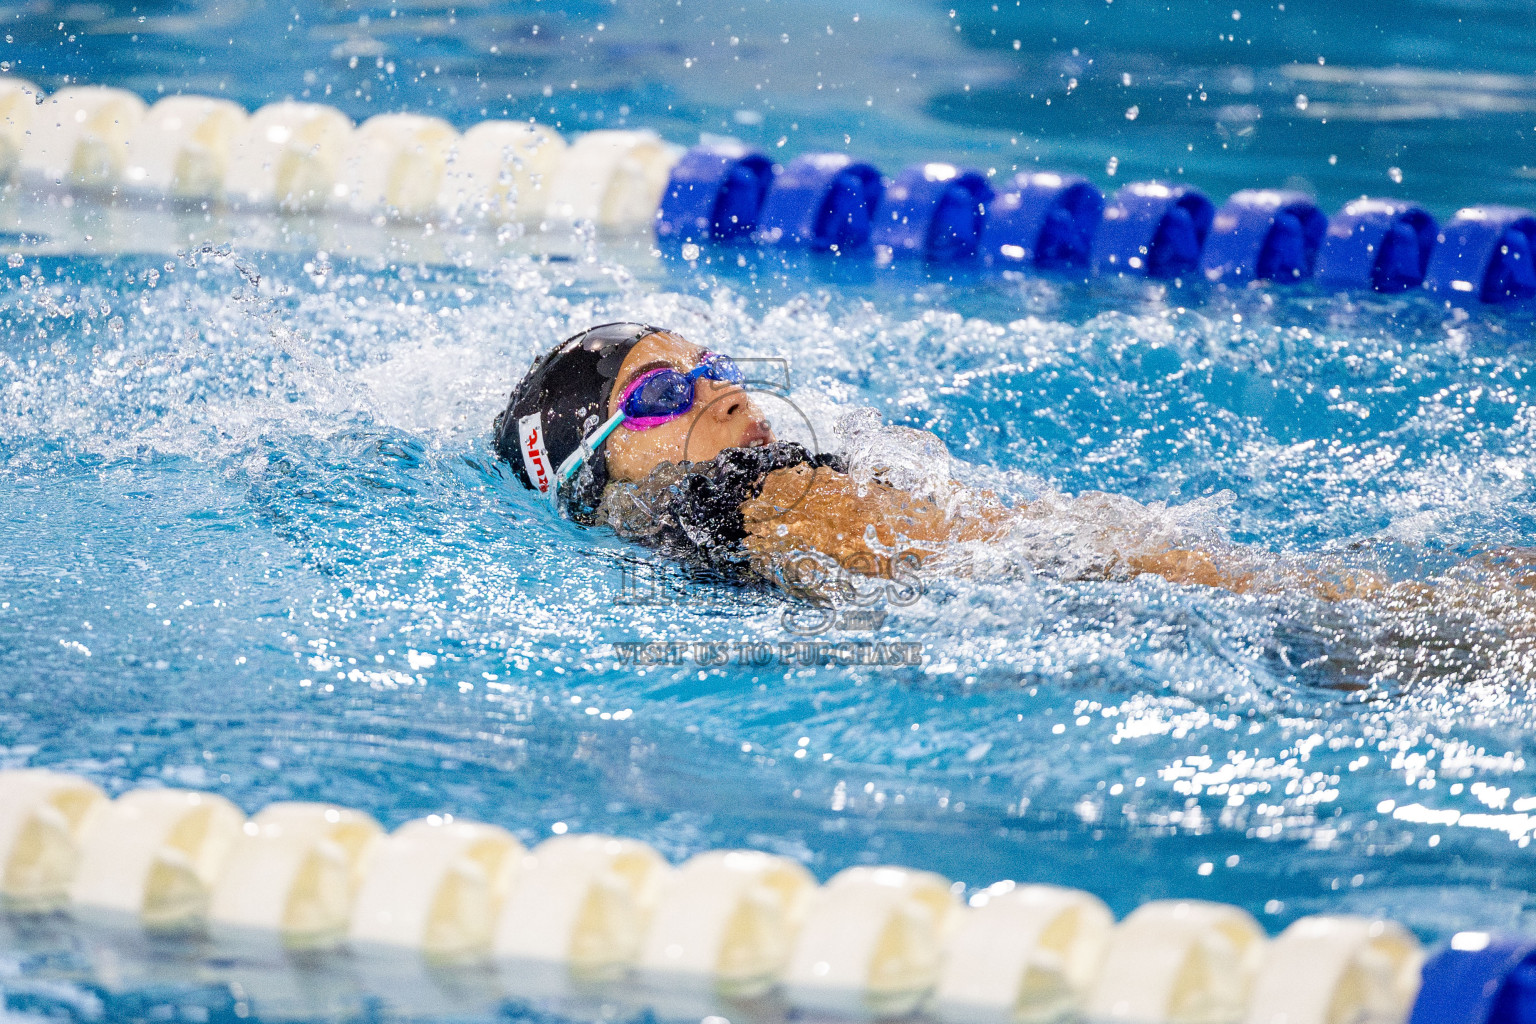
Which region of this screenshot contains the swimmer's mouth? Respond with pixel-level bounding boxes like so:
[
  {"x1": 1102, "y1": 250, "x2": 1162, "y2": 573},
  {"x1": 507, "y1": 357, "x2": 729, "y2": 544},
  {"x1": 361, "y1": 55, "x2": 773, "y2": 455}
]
[{"x1": 740, "y1": 421, "x2": 773, "y2": 448}]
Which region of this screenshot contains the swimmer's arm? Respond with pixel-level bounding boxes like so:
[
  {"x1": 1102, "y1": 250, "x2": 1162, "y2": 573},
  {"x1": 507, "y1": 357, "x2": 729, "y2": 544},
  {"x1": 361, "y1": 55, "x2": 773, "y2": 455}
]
[
  {"x1": 742, "y1": 465, "x2": 1243, "y2": 587},
  {"x1": 1124, "y1": 549, "x2": 1249, "y2": 591},
  {"x1": 742, "y1": 465, "x2": 1245, "y2": 587},
  {"x1": 1124, "y1": 548, "x2": 1390, "y2": 601},
  {"x1": 745, "y1": 465, "x2": 1384, "y2": 601}
]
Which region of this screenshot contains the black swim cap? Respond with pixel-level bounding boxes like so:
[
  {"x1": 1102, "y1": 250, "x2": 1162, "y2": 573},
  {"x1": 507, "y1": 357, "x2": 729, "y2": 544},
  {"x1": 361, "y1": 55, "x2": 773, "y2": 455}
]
[{"x1": 493, "y1": 322, "x2": 662, "y2": 512}]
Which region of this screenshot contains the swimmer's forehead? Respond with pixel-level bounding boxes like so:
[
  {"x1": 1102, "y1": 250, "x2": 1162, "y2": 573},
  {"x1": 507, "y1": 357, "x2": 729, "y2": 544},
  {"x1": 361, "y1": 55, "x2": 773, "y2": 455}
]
[
  {"x1": 626, "y1": 330, "x2": 702, "y2": 368},
  {"x1": 609, "y1": 331, "x2": 706, "y2": 395}
]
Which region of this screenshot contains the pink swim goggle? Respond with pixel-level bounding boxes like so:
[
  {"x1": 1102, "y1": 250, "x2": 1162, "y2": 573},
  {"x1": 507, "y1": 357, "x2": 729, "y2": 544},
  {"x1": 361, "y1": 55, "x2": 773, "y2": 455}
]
[{"x1": 614, "y1": 351, "x2": 746, "y2": 430}]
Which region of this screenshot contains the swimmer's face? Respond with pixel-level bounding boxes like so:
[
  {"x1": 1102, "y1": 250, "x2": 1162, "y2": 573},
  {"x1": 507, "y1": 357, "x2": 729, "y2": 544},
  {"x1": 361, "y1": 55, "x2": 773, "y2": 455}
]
[{"x1": 604, "y1": 331, "x2": 775, "y2": 482}]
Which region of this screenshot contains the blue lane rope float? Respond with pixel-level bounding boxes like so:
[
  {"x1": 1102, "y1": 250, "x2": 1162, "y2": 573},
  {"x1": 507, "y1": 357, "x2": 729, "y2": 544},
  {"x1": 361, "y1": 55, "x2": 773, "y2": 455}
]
[
  {"x1": 1424, "y1": 207, "x2": 1536, "y2": 305},
  {"x1": 754, "y1": 152, "x2": 884, "y2": 252},
  {"x1": 1315, "y1": 198, "x2": 1439, "y2": 293},
  {"x1": 981, "y1": 171, "x2": 1103, "y2": 272},
  {"x1": 653, "y1": 138, "x2": 774, "y2": 246},
  {"x1": 1199, "y1": 189, "x2": 1328, "y2": 285},
  {"x1": 870, "y1": 162, "x2": 994, "y2": 263},
  {"x1": 1090, "y1": 180, "x2": 1215, "y2": 280},
  {"x1": 1408, "y1": 935, "x2": 1536, "y2": 1024}
]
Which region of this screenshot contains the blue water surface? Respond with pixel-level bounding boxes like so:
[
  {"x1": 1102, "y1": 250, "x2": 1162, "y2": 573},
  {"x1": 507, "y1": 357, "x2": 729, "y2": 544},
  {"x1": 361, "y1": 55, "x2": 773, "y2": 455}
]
[{"x1": 5, "y1": 0, "x2": 1536, "y2": 1020}]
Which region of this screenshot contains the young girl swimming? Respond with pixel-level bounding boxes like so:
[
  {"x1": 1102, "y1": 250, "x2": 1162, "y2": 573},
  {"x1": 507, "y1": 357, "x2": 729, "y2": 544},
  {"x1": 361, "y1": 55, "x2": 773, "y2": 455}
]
[
  {"x1": 490, "y1": 322, "x2": 1354, "y2": 598},
  {"x1": 491, "y1": 323, "x2": 1536, "y2": 690}
]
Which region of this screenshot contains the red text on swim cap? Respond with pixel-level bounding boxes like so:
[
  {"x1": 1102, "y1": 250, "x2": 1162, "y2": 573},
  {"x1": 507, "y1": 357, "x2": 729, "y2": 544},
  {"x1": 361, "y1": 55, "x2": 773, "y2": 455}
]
[{"x1": 517, "y1": 412, "x2": 552, "y2": 493}]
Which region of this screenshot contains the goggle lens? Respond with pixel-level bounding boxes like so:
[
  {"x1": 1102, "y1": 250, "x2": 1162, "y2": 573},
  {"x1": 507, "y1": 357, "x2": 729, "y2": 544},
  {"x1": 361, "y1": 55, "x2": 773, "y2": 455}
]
[
  {"x1": 620, "y1": 353, "x2": 745, "y2": 426},
  {"x1": 628, "y1": 372, "x2": 693, "y2": 418}
]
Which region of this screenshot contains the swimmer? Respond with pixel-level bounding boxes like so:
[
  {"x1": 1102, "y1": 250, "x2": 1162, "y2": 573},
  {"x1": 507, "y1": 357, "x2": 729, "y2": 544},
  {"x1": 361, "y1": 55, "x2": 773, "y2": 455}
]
[
  {"x1": 491, "y1": 323, "x2": 1536, "y2": 691},
  {"x1": 490, "y1": 322, "x2": 1377, "y2": 599}
]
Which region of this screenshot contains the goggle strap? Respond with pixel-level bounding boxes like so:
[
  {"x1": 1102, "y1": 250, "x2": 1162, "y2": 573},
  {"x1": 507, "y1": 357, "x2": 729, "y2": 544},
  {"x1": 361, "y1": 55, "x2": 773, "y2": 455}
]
[{"x1": 550, "y1": 409, "x2": 629, "y2": 509}]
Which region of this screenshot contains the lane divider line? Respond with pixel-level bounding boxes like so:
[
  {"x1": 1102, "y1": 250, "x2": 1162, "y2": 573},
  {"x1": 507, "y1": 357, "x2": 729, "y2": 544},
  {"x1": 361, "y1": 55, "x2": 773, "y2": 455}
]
[
  {"x1": 0, "y1": 770, "x2": 1469, "y2": 1024},
  {"x1": 2, "y1": 79, "x2": 1532, "y2": 304}
]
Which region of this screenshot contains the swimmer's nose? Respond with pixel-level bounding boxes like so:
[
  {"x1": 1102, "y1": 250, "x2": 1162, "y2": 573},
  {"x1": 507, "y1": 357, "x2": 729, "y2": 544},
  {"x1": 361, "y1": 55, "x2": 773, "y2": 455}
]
[{"x1": 704, "y1": 378, "x2": 750, "y2": 421}]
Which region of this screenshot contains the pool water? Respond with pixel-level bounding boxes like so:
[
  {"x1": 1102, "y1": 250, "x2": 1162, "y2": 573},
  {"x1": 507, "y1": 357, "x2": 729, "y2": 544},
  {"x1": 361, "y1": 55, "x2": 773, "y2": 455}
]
[{"x1": 6, "y1": 0, "x2": 1536, "y2": 1019}]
